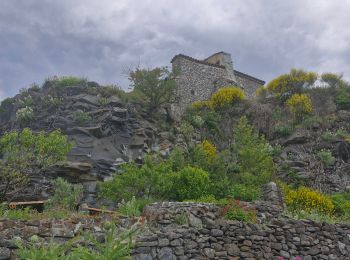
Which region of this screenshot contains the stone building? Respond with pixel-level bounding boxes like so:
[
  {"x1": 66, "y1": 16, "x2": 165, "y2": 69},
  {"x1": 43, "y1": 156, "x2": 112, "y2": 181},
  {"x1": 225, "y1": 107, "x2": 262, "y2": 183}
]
[{"x1": 170, "y1": 51, "x2": 265, "y2": 119}]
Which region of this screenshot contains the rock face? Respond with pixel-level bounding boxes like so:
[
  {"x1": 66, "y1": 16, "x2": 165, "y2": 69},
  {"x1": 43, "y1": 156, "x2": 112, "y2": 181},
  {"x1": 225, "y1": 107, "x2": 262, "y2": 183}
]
[{"x1": 0, "y1": 83, "x2": 178, "y2": 203}]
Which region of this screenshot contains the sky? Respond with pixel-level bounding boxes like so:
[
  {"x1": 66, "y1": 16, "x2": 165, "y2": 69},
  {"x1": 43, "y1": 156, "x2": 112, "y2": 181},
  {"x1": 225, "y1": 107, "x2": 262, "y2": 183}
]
[{"x1": 1, "y1": 0, "x2": 350, "y2": 101}]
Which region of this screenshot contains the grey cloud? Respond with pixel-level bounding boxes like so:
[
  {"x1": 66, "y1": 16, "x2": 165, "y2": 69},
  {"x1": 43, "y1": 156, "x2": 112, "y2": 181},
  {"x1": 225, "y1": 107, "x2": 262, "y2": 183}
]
[{"x1": 0, "y1": 0, "x2": 349, "y2": 100}]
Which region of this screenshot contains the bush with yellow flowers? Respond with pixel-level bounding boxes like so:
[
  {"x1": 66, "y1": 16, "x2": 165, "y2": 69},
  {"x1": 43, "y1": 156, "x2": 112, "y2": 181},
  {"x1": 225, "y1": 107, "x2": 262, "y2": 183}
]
[
  {"x1": 283, "y1": 185, "x2": 334, "y2": 216},
  {"x1": 346, "y1": 136, "x2": 350, "y2": 144},
  {"x1": 266, "y1": 69, "x2": 317, "y2": 100},
  {"x1": 285, "y1": 93, "x2": 312, "y2": 122},
  {"x1": 201, "y1": 140, "x2": 217, "y2": 160},
  {"x1": 192, "y1": 100, "x2": 210, "y2": 110},
  {"x1": 209, "y1": 86, "x2": 245, "y2": 110}
]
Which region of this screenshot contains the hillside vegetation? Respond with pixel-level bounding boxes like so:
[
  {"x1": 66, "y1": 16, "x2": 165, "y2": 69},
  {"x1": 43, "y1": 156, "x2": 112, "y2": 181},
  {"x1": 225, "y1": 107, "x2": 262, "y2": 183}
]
[{"x1": 0, "y1": 69, "x2": 350, "y2": 258}]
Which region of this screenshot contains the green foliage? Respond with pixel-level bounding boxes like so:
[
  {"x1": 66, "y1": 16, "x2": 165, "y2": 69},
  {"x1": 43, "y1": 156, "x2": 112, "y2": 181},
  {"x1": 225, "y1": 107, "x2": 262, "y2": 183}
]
[
  {"x1": 230, "y1": 184, "x2": 261, "y2": 202},
  {"x1": 118, "y1": 196, "x2": 155, "y2": 217},
  {"x1": 266, "y1": 68, "x2": 317, "y2": 100},
  {"x1": 28, "y1": 83, "x2": 41, "y2": 92},
  {"x1": 18, "y1": 95, "x2": 34, "y2": 108},
  {"x1": 232, "y1": 116, "x2": 274, "y2": 186},
  {"x1": 321, "y1": 128, "x2": 349, "y2": 142},
  {"x1": 174, "y1": 212, "x2": 188, "y2": 225},
  {"x1": 0, "y1": 204, "x2": 37, "y2": 220},
  {"x1": 16, "y1": 106, "x2": 35, "y2": 122},
  {"x1": 69, "y1": 226, "x2": 136, "y2": 259},
  {"x1": 221, "y1": 199, "x2": 257, "y2": 222},
  {"x1": 98, "y1": 97, "x2": 109, "y2": 106},
  {"x1": 273, "y1": 123, "x2": 294, "y2": 137},
  {"x1": 45, "y1": 178, "x2": 83, "y2": 211},
  {"x1": 317, "y1": 149, "x2": 335, "y2": 166},
  {"x1": 99, "y1": 156, "x2": 172, "y2": 202},
  {"x1": 167, "y1": 166, "x2": 210, "y2": 201},
  {"x1": 129, "y1": 67, "x2": 176, "y2": 112},
  {"x1": 73, "y1": 110, "x2": 92, "y2": 124},
  {"x1": 0, "y1": 128, "x2": 73, "y2": 202},
  {"x1": 331, "y1": 191, "x2": 350, "y2": 220},
  {"x1": 43, "y1": 95, "x2": 64, "y2": 107},
  {"x1": 335, "y1": 84, "x2": 350, "y2": 110},
  {"x1": 100, "y1": 85, "x2": 125, "y2": 97},
  {"x1": 16, "y1": 225, "x2": 136, "y2": 260},
  {"x1": 321, "y1": 72, "x2": 344, "y2": 88},
  {"x1": 17, "y1": 240, "x2": 66, "y2": 260},
  {"x1": 46, "y1": 76, "x2": 88, "y2": 88},
  {"x1": 0, "y1": 97, "x2": 14, "y2": 113}
]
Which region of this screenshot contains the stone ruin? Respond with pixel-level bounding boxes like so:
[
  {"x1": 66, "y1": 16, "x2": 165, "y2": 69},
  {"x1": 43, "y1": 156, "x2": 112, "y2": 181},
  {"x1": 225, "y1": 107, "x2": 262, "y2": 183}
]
[{"x1": 170, "y1": 51, "x2": 265, "y2": 119}]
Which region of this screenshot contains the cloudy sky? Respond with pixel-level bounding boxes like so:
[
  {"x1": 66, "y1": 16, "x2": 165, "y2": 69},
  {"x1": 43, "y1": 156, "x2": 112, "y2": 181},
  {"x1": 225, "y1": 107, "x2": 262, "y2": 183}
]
[{"x1": 1, "y1": 0, "x2": 350, "y2": 100}]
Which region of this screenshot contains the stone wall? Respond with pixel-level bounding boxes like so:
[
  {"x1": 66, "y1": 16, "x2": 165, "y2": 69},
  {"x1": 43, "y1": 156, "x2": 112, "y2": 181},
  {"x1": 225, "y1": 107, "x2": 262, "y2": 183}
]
[
  {"x1": 235, "y1": 70, "x2": 264, "y2": 98},
  {"x1": 171, "y1": 55, "x2": 228, "y2": 119},
  {"x1": 0, "y1": 206, "x2": 349, "y2": 259},
  {"x1": 133, "y1": 216, "x2": 350, "y2": 259}
]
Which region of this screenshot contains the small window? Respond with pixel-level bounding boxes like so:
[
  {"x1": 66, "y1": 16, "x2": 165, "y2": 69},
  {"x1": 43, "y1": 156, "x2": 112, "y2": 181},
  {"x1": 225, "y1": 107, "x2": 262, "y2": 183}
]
[{"x1": 191, "y1": 89, "x2": 195, "y2": 95}]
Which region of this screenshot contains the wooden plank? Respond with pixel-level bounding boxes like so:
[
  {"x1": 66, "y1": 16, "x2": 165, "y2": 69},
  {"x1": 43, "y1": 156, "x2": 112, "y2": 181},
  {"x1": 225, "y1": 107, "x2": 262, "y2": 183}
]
[
  {"x1": 86, "y1": 207, "x2": 119, "y2": 215},
  {"x1": 8, "y1": 200, "x2": 47, "y2": 208}
]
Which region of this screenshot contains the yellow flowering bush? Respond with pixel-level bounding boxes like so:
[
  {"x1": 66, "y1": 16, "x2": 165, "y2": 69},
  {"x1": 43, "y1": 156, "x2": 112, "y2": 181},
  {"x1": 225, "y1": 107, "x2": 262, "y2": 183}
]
[
  {"x1": 346, "y1": 136, "x2": 350, "y2": 144},
  {"x1": 201, "y1": 140, "x2": 217, "y2": 160},
  {"x1": 283, "y1": 186, "x2": 334, "y2": 216},
  {"x1": 192, "y1": 100, "x2": 210, "y2": 110},
  {"x1": 209, "y1": 86, "x2": 245, "y2": 110},
  {"x1": 286, "y1": 93, "x2": 312, "y2": 121},
  {"x1": 266, "y1": 69, "x2": 317, "y2": 100}
]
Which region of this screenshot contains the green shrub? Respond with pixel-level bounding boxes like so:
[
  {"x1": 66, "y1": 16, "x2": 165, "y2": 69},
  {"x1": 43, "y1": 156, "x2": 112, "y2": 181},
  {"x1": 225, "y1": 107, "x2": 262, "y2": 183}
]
[
  {"x1": 17, "y1": 240, "x2": 65, "y2": 260},
  {"x1": 117, "y1": 196, "x2": 154, "y2": 217},
  {"x1": 221, "y1": 199, "x2": 257, "y2": 222},
  {"x1": 273, "y1": 123, "x2": 294, "y2": 137},
  {"x1": 230, "y1": 184, "x2": 261, "y2": 202},
  {"x1": 0, "y1": 204, "x2": 37, "y2": 220},
  {"x1": 168, "y1": 166, "x2": 210, "y2": 201},
  {"x1": 317, "y1": 149, "x2": 335, "y2": 166},
  {"x1": 48, "y1": 76, "x2": 88, "y2": 88},
  {"x1": 43, "y1": 95, "x2": 64, "y2": 107},
  {"x1": 130, "y1": 67, "x2": 176, "y2": 112},
  {"x1": 232, "y1": 117, "x2": 274, "y2": 186},
  {"x1": 99, "y1": 157, "x2": 172, "y2": 202},
  {"x1": 69, "y1": 225, "x2": 136, "y2": 259},
  {"x1": 0, "y1": 129, "x2": 73, "y2": 202},
  {"x1": 73, "y1": 110, "x2": 92, "y2": 124},
  {"x1": 16, "y1": 225, "x2": 136, "y2": 259},
  {"x1": 335, "y1": 85, "x2": 350, "y2": 110},
  {"x1": 331, "y1": 191, "x2": 350, "y2": 219},
  {"x1": 18, "y1": 95, "x2": 34, "y2": 108},
  {"x1": 28, "y1": 83, "x2": 41, "y2": 92},
  {"x1": 98, "y1": 97, "x2": 109, "y2": 106},
  {"x1": 16, "y1": 106, "x2": 34, "y2": 122},
  {"x1": 45, "y1": 178, "x2": 83, "y2": 211}
]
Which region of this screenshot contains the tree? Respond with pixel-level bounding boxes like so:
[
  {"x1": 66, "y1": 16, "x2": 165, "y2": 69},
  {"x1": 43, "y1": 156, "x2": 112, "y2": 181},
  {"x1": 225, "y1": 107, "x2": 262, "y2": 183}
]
[
  {"x1": 231, "y1": 117, "x2": 274, "y2": 186},
  {"x1": 129, "y1": 67, "x2": 176, "y2": 112},
  {"x1": 266, "y1": 68, "x2": 317, "y2": 101},
  {"x1": 0, "y1": 128, "x2": 73, "y2": 202}
]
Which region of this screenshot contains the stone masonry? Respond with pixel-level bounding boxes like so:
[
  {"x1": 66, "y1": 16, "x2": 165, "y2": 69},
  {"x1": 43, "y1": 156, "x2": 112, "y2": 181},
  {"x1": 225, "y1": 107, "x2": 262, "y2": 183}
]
[{"x1": 170, "y1": 52, "x2": 265, "y2": 119}]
